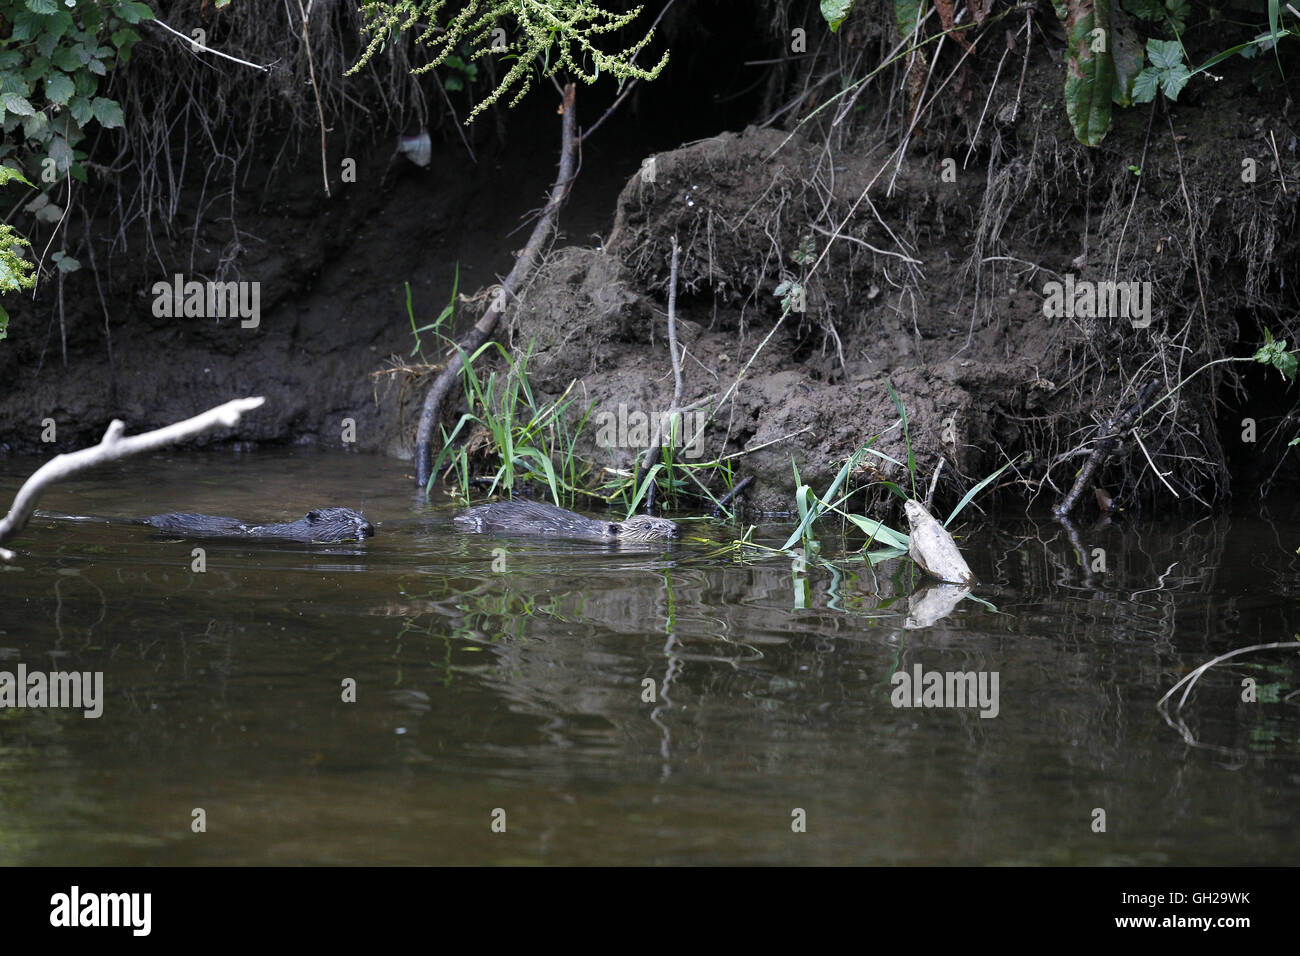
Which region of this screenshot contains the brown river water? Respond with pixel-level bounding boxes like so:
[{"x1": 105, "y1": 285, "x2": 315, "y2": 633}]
[{"x1": 1, "y1": 449, "x2": 1297, "y2": 865}]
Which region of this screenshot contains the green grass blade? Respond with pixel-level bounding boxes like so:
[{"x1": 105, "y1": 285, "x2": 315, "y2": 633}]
[
  {"x1": 885, "y1": 379, "x2": 916, "y2": 498},
  {"x1": 845, "y1": 514, "x2": 911, "y2": 550},
  {"x1": 943, "y1": 457, "x2": 1017, "y2": 528}
]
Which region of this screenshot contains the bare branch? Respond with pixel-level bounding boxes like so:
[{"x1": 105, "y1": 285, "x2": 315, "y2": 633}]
[{"x1": 0, "y1": 397, "x2": 266, "y2": 561}]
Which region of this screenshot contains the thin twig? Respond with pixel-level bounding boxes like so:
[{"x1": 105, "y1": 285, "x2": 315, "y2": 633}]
[
  {"x1": 581, "y1": 0, "x2": 677, "y2": 143},
  {"x1": 148, "y1": 18, "x2": 274, "y2": 72},
  {"x1": 294, "y1": 0, "x2": 331, "y2": 197},
  {"x1": 1134, "y1": 431, "x2": 1178, "y2": 498},
  {"x1": 1165, "y1": 106, "x2": 1212, "y2": 353}
]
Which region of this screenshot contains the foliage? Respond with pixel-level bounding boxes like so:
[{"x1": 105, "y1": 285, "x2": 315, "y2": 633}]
[
  {"x1": 1051, "y1": 0, "x2": 1296, "y2": 144},
  {"x1": 0, "y1": 165, "x2": 37, "y2": 338},
  {"x1": 820, "y1": 0, "x2": 854, "y2": 33},
  {"x1": 348, "y1": 0, "x2": 668, "y2": 124},
  {"x1": 1131, "y1": 37, "x2": 1190, "y2": 102},
  {"x1": 0, "y1": 0, "x2": 151, "y2": 184},
  {"x1": 0, "y1": 0, "x2": 151, "y2": 339},
  {"x1": 1254, "y1": 328, "x2": 1298, "y2": 382},
  {"x1": 819, "y1": 1, "x2": 1295, "y2": 149},
  {"x1": 430, "y1": 339, "x2": 591, "y2": 504},
  {"x1": 1055, "y1": 0, "x2": 1116, "y2": 146}
]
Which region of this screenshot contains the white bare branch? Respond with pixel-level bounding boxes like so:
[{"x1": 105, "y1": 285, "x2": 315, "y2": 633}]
[{"x1": 0, "y1": 397, "x2": 266, "y2": 561}]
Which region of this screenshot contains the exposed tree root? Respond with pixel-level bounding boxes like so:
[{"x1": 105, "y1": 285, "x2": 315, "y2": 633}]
[{"x1": 413, "y1": 82, "x2": 578, "y2": 488}]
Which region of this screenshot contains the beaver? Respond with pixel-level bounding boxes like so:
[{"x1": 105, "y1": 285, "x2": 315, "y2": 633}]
[
  {"x1": 454, "y1": 500, "x2": 679, "y2": 543},
  {"x1": 137, "y1": 507, "x2": 375, "y2": 543}
]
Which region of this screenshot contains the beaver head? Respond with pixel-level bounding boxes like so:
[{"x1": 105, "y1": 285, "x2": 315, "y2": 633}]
[
  {"x1": 304, "y1": 507, "x2": 376, "y2": 541},
  {"x1": 611, "y1": 514, "x2": 681, "y2": 542}
]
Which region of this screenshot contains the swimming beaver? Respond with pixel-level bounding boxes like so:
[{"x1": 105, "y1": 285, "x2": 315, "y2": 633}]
[
  {"x1": 139, "y1": 507, "x2": 375, "y2": 544},
  {"x1": 454, "y1": 500, "x2": 679, "y2": 543}
]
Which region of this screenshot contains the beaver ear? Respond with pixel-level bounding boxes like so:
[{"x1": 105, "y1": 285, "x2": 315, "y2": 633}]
[
  {"x1": 608, "y1": 523, "x2": 621, "y2": 537},
  {"x1": 306, "y1": 510, "x2": 321, "y2": 523}
]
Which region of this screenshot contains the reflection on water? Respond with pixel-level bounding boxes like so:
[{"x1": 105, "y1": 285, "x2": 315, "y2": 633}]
[{"x1": 1, "y1": 449, "x2": 1298, "y2": 864}]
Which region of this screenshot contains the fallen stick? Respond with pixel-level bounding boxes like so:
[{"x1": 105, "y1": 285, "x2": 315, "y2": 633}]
[
  {"x1": 1052, "y1": 378, "x2": 1159, "y2": 517},
  {"x1": 0, "y1": 397, "x2": 266, "y2": 561},
  {"x1": 711, "y1": 476, "x2": 753, "y2": 518},
  {"x1": 413, "y1": 82, "x2": 579, "y2": 489}
]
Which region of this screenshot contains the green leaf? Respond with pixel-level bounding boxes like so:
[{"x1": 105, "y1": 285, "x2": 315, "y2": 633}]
[
  {"x1": 1268, "y1": 0, "x2": 1285, "y2": 79},
  {"x1": 1, "y1": 93, "x2": 35, "y2": 116},
  {"x1": 2, "y1": 70, "x2": 32, "y2": 97},
  {"x1": 10, "y1": 11, "x2": 42, "y2": 42},
  {"x1": 884, "y1": 378, "x2": 915, "y2": 493},
  {"x1": 48, "y1": 134, "x2": 73, "y2": 171},
  {"x1": 52, "y1": 46, "x2": 82, "y2": 72},
  {"x1": 73, "y1": 69, "x2": 96, "y2": 97},
  {"x1": 0, "y1": 305, "x2": 8, "y2": 339},
  {"x1": 1158, "y1": 63, "x2": 1190, "y2": 100},
  {"x1": 111, "y1": 28, "x2": 141, "y2": 62},
  {"x1": 1278, "y1": 352, "x2": 1299, "y2": 382},
  {"x1": 22, "y1": 110, "x2": 48, "y2": 140},
  {"x1": 1147, "y1": 38, "x2": 1184, "y2": 71},
  {"x1": 0, "y1": 166, "x2": 34, "y2": 188},
  {"x1": 894, "y1": 0, "x2": 923, "y2": 38},
  {"x1": 820, "y1": 0, "x2": 854, "y2": 33},
  {"x1": 114, "y1": 1, "x2": 156, "y2": 25},
  {"x1": 944, "y1": 457, "x2": 1020, "y2": 527},
  {"x1": 845, "y1": 514, "x2": 910, "y2": 550},
  {"x1": 1126, "y1": 0, "x2": 1163, "y2": 20},
  {"x1": 45, "y1": 71, "x2": 75, "y2": 105},
  {"x1": 1192, "y1": 30, "x2": 1293, "y2": 75},
  {"x1": 25, "y1": 0, "x2": 60, "y2": 13},
  {"x1": 44, "y1": 11, "x2": 74, "y2": 41},
  {"x1": 91, "y1": 97, "x2": 124, "y2": 128},
  {"x1": 1057, "y1": 0, "x2": 1115, "y2": 146},
  {"x1": 35, "y1": 29, "x2": 60, "y2": 59},
  {"x1": 1131, "y1": 67, "x2": 1160, "y2": 103},
  {"x1": 69, "y1": 94, "x2": 93, "y2": 124},
  {"x1": 1253, "y1": 330, "x2": 1297, "y2": 382},
  {"x1": 1165, "y1": 0, "x2": 1189, "y2": 33}
]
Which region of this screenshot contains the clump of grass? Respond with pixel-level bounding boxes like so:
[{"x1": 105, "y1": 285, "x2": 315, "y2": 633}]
[{"x1": 430, "y1": 339, "x2": 593, "y2": 504}]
